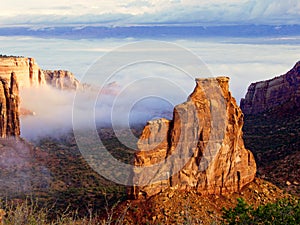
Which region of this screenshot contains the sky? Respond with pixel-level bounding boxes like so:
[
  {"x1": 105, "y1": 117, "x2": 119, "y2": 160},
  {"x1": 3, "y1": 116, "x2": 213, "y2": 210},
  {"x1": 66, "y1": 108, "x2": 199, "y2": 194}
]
[{"x1": 1, "y1": 0, "x2": 300, "y2": 26}]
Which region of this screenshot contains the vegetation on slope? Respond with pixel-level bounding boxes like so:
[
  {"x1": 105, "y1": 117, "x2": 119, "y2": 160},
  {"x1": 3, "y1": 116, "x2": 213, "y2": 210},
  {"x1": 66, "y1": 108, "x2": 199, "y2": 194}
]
[
  {"x1": 243, "y1": 103, "x2": 300, "y2": 196},
  {"x1": 222, "y1": 197, "x2": 300, "y2": 225}
]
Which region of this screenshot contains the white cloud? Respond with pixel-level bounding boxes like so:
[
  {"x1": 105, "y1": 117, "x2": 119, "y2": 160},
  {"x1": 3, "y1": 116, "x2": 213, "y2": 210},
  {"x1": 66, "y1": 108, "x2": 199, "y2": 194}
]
[{"x1": 0, "y1": 0, "x2": 299, "y2": 25}]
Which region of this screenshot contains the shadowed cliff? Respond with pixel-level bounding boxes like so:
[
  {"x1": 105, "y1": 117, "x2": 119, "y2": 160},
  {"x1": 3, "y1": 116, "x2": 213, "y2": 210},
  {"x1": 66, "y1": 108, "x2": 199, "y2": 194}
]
[{"x1": 241, "y1": 61, "x2": 300, "y2": 196}]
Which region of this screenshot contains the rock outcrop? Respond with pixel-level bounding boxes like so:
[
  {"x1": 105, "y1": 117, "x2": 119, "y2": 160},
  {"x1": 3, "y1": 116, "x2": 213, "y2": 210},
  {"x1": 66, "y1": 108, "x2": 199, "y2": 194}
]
[
  {"x1": 0, "y1": 57, "x2": 46, "y2": 87},
  {"x1": 240, "y1": 61, "x2": 300, "y2": 115},
  {"x1": 0, "y1": 73, "x2": 20, "y2": 137},
  {"x1": 43, "y1": 70, "x2": 80, "y2": 90},
  {"x1": 130, "y1": 77, "x2": 256, "y2": 199}
]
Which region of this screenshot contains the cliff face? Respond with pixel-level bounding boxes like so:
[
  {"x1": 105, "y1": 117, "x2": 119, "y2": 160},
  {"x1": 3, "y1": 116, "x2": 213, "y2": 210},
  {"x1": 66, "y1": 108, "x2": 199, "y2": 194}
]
[
  {"x1": 0, "y1": 73, "x2": 20, "y2": 137},
  {"x1": 0, "y1": 57, "x2": 46, "y2": 87},
  {"x1": 0, "y1": 57, "x2": 79, "y2": 90},
  {"x1": 241, "y1": 61, "x2": 300, "y2": 196},
  {"x1": 241, "y1": 61, "x2": 300, "y2": 115},
  {"x1": 43, "y1": 70, "x2": 80, "y2": 90},
  {"x1": 130, "y1": 77, "x2": 256, "y2": 199}
]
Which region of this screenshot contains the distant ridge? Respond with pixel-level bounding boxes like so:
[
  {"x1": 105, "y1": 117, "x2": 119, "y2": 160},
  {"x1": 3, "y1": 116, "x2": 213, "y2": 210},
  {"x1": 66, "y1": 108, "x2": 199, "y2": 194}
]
[{"x1": 1, "y1": 25, "x2": 300, "y2": 39}]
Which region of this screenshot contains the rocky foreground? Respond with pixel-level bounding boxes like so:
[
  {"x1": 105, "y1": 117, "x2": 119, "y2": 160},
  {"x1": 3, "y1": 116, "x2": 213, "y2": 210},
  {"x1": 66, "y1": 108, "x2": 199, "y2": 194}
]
[
  {"x1": 0, "y1": 133, "x2": 293, "y2": 224},
  {"x1": 122, "y1": 178, "x2": 290, "y2": 224}
]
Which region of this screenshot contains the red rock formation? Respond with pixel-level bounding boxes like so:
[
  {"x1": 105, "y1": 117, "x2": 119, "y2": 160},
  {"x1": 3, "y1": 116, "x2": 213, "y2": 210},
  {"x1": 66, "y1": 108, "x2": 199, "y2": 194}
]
[
  {"x1": 241, "y1": 61, "x2": 300, "y2": 115},
  {"x1": 0, "y1": 56, "x2": 79, "y2": 90},
  {"x1": 0, "y1": 72, "x2": 20, "y2": 137},
  {"x1": 0, "y1": 57, "x2": 46, "y2": 87},
  {"x1": 43, "y1": 70, "x2": 80, "y2": 90},
  {"x1": 130, "y1": 77, "x2": 256, "y2": 199}
]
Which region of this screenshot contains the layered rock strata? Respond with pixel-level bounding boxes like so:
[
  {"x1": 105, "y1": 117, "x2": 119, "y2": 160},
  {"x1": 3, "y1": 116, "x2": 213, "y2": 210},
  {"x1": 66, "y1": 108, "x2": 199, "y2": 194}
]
[
  {"x1": 241, "y1": 61, "x2": 300, "y2": 115},
  {"x1": 0, "y1": 56, "x2": 79, "y2": 90},
  {"x1": 130, "y1": 77, "x2": 256, "y2": 199},
  {"x1": 0, "y1": 73, "x2": 20, "y2": 137},
  {"x1": 0, "y1": 57, "x2": 46, "y2": 87}
]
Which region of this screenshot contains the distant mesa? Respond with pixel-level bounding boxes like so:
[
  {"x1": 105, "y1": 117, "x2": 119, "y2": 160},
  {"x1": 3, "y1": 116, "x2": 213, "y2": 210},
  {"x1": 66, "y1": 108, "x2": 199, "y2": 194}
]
[
  {"x1": 43, "y1": 70, "x2": 80, "y2": 90},
  {"x1": 130, "y1": 77, "x2": 256, "y2": 199},
  {"x1": 100, "y1": 81, "x2": 121, "y2": 96}
]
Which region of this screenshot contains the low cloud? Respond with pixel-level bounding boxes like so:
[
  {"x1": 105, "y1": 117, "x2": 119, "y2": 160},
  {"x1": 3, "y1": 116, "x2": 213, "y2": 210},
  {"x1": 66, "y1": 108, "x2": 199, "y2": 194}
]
[{"x1": 20, "y1": 65, "x2": 193, "y2": 140}]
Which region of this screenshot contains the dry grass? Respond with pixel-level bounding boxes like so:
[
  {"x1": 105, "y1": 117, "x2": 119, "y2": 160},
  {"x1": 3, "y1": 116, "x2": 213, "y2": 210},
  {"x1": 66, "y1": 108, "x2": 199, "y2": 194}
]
[{"x1": 0, "y1": 197, "x2": 127, "y2": 225}]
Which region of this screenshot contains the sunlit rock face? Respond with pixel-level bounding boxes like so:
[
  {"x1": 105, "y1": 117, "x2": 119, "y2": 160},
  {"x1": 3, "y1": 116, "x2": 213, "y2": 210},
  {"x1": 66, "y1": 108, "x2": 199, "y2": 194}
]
[
  {"x1": 241, "y1": 61, "x2": 300, "y2": 115},
  {"x1": 0, "y1": 73, "x2": 20, "y2": 137},
  {"x1": 0, "y1": 56, "x2": 79, "y2": 90},
  {"x1": 130, "y1": 77, "x2": 256, "y2": 199},
  {"x1": 0, "y1": 57, "x2": 46, "y2": 87}
]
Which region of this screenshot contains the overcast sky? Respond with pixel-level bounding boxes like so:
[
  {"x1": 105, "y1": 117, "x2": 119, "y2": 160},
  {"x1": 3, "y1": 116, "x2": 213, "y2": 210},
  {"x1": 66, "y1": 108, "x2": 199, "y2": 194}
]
[{"x1": 1, "y1": 0, "x2": 300, "y2": 26}]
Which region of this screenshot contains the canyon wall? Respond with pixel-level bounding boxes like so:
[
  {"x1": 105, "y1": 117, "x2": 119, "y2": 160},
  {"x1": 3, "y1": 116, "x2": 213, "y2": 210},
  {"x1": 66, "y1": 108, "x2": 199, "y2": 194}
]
[
  {"x1": 0, "y1": 57, "x2": 46, "y2": 87},
  {"x1": 0, "y1": 56, "x2": 79, "y2": 90},
  {"x1": 240, "y1": 61, "x2": 300, "y2": 115},
  {"x1": 0, "y1": 72, "x2": 20, "y2": 137},
  {"x1": 130, "y1": 77, "x2": 256, "y2": 199}
]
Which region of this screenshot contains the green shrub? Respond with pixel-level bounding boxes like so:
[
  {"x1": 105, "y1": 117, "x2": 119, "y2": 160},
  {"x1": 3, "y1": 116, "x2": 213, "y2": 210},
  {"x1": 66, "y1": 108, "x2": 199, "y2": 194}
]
[{"x1": 222, "y1": 198, "x2": 300, "y2": 225}]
